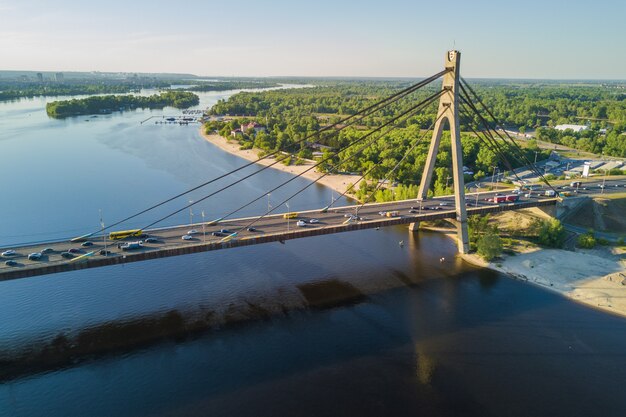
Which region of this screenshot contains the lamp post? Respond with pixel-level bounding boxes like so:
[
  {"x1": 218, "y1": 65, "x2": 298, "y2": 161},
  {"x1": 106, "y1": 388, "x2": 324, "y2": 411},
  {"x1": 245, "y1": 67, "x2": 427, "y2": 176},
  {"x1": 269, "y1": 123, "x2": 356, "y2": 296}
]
[
  {"x1": 267, "y1": 193, "x2": 271, "y2": 213},
  {"x1": 286, "y1": 201, "x2": 290, "y2": 232},
  {"x1": 99, "y1": 209, "x2": 106, "y2": 256},
  {"x1": 491, "y1": 166, "x2": 498, "y2": 190},
  {"x1": 534, "y1": 151, "x2": 539, "y2": 165},
  {"x1": 188, "y1": 200, "x2": 194, "y2": 227},
  {"x1": 445, "y1": 175, "x2": 452, "y2": 190},
  {"x1": 602, "y1": 169, "x2": 607, "y2": 194},
  {"x1": 201, "y1": 210, "x2": 206, "y2": 243},
  {"x1": 474, "y1": 187, "x2": 479, "y2": 207}
]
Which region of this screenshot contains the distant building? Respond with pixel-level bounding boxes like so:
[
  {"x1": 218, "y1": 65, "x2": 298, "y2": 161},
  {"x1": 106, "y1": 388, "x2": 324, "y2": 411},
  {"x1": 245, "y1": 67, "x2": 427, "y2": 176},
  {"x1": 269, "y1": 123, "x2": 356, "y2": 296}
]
[
  {"x1": 240, "y1": 122, "x2": 266, "y2": 134},
  {"x1": 54, "y1": 72, "x2": 64, "y2": 82},
  {"x1": 554, "y1": 124, "x2": 588, "y2": 133},
  {"x1": 310, "y1": 143, "x2": 333, "y2": 151},
  {"x1": 230, "y1": 128, "x2": 243, "y2": 138},
  {"x1": 36, "y1": 72, "x2": 43, "y2": 82}
]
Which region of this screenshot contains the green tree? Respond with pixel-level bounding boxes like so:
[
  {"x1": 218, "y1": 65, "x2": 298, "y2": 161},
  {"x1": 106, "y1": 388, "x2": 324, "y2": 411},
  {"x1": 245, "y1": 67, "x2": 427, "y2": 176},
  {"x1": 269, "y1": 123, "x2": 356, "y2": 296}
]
[
  {"x1": 537, "y1": 219, "x2": 566, "y2": 248},
  {"x1": 477, "y1": 231, "x2": 503, "y2": 261},
  {"x1": 577, "y1": 232, "x2": 596, "y2": 249}
]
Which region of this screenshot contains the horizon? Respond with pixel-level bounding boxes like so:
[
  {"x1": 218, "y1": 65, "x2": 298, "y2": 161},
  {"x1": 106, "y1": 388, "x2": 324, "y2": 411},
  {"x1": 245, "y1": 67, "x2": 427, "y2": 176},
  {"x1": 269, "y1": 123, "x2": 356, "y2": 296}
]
[
  {"x1": 1, "y1": 69, "x2": 625, "y2": 83},
  {"x1": 1, "y1": 0, "x2": 625, "y2": 80}
]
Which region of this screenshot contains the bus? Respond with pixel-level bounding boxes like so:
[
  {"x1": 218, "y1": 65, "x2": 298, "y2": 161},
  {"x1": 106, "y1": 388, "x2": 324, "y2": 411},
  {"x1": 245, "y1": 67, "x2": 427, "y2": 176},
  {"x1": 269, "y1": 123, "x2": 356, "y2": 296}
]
[
  {"x1": 283, "y1": 212, "x2": 298, "y2": 219},
  {"x1": 109, "y1": 229, "x2": 143, "y2": 240}
]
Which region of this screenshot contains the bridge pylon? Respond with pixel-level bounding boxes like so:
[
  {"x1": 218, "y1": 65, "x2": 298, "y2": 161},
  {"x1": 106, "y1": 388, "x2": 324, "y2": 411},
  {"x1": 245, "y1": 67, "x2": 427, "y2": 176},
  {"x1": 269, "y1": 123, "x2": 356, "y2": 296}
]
[{"x1": 417, "y1": 50, "x2": 470, "y2": 254}]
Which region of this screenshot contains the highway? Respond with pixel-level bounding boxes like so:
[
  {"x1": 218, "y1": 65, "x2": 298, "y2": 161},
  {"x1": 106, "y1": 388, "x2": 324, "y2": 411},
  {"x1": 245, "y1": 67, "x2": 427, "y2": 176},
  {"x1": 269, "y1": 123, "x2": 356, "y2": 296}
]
[{"x1": 1, "y1": 178, "x2": 624, "y2": 281}]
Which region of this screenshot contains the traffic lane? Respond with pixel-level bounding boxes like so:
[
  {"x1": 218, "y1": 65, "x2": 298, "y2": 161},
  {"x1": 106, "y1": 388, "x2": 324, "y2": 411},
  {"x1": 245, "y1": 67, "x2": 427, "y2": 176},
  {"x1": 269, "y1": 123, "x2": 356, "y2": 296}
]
[{"x1": 0, "y1": 190, "x2": 564, "y2": 271}]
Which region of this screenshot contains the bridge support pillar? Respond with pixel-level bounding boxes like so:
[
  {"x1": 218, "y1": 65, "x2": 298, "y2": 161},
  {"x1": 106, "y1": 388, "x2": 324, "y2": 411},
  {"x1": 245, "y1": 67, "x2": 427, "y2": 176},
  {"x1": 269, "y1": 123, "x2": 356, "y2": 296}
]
[
  {"x1": 417, "y1": 50, "x2": 469, "y2": 254},
  {"x1": 408, "y1": 222, "x2": 420, "y2": 232}
]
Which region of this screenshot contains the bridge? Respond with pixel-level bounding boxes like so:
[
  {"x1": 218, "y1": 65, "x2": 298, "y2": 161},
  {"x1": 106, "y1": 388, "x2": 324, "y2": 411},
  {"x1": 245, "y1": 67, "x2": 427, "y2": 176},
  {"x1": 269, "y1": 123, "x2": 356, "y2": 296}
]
[{"x1": 0, "y1": 51, "x2": 582, "y2": 281}]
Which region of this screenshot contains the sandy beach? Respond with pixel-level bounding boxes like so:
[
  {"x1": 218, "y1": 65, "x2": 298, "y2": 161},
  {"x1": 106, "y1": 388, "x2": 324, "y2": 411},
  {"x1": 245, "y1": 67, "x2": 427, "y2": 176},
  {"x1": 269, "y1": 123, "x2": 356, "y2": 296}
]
[
  {"x1": 463, "y1": 247, "x2": 626, "y2": 318},
  {"x1": 199, "y1": 129, "x2": 360, "y2": 197}
]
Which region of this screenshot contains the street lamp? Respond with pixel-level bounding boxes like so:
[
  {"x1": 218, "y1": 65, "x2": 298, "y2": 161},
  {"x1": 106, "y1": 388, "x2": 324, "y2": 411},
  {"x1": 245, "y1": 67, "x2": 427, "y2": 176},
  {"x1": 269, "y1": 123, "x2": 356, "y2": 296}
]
[
  {"x1": 99, "y1": 209, "x2": 106, "y2": 256},
  {"x1": 534, "y1": 151, "x2": 539, "y2": 165},
  {"x1": 286, "y1": 201, "x2": 290, "y2": 231},
  {"x1": 188, "y1": 200, "x2": 194, "y2": 226},
  {"x1": 491, "y1": 166, "x2": 498, "y2": 190},
  {"x1": 602, "y1": 169, "x2": 607, "y2": 194},
  {"x1": 473, "y1": 186, "x2": 480, "y2": 207},
  {"x1": 201, "y1": 210, "x2": 206, "y2": 243},
  {"x1": 445, "y1": 175, "x2": 452, "y2": 190},
  {"x1": 267, "y1": 193, "x2": 271, "y2": 213}
]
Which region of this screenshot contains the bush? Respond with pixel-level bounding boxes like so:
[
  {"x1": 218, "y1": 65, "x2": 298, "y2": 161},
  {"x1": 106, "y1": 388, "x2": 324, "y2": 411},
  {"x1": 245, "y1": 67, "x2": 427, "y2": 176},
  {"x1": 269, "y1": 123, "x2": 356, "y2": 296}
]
[
  {"x1": 537, "y1": 218, "x2": 566, "y2": 248},
  {"x1": 577, "y1": 233, "x2": 596, "y2": 249},
  {"x1": 477, "y1": 231, "x2": 503, "y2": 261}
]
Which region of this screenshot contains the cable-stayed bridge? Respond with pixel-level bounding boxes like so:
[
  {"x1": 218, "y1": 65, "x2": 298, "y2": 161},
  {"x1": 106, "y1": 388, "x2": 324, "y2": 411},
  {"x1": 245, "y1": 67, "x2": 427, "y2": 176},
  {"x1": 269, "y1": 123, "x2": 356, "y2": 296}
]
[{"x1": 0, "y1": 51, "x2": 566, "y2": 280}]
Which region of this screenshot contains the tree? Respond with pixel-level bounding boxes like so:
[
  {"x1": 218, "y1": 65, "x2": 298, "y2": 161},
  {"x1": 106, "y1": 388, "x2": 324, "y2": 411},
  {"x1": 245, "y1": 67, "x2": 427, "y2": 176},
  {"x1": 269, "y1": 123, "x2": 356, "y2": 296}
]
[
  {"x1": 537, "y1": 219, "x2": 566, "y2": 248},
  {"x1": 477, "y1": 231, "x2": 503, "y2": 261},
  {"x1": 577, "y1": 232, "x2": 596, "y2": 249}
]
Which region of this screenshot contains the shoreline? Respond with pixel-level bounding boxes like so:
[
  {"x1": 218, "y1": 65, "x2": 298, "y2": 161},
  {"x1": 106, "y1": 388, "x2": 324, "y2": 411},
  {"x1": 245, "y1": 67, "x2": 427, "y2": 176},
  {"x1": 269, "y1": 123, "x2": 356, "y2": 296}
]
[
  {"x1": 461, "y1": 248, "x2": 626, "y2": 319},
  {"x1": 199, "y1": 128, "x2": 360, "y2": 196}
]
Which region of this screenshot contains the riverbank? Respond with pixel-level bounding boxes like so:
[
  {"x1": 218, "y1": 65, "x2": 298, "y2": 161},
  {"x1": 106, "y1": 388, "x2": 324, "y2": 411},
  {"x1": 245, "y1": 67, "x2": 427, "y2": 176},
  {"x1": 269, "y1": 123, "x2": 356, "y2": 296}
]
[
  {"x1": 462, "y1": 247, "x2": 626, "y2": 319},
  {"x1": 200, "y1": 129, "x2": 360, "y2": 196}
]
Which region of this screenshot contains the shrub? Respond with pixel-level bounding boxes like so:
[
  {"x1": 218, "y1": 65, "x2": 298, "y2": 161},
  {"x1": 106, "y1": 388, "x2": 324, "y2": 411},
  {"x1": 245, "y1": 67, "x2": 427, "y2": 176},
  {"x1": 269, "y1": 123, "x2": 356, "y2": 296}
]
[
  {"x1": 577, "y1": 233, "x2": 596, "y2": 249},
  {"x1": 477, "y1": 231, "x2": 503, "y2": 261}
]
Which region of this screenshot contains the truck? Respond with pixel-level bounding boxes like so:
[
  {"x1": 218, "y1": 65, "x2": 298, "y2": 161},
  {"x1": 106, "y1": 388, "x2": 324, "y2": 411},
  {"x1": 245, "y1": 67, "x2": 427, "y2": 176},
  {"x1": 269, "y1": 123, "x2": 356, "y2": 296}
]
[
  {"x1": 505, "y1": 194, "x2": 519, "y2": 202},
  {"x1": 491, "y1": 195, "x2": 507, "y2": 203},
  {"x1": 385, "y1": 211, "x2": 400, "y2": 217},
  {"x1": 120, "y1": 241, "x2": 143, "y2": 251}
]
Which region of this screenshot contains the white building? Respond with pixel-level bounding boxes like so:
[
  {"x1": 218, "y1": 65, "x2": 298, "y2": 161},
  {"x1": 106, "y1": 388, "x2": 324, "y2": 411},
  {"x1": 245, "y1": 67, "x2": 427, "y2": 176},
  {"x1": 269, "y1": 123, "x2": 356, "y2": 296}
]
[{"x1": 554, "y1": 124, "x2": 588, "y2": 133}]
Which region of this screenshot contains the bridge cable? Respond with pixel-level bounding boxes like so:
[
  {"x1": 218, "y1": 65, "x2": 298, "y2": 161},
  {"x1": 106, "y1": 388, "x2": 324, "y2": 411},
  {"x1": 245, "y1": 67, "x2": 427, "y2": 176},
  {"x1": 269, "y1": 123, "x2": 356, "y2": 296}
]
[
  {"x1": 139, "y1": 90, "x2": 447, "y2": 232},
  {"x1": 459, "y1": 90, "x2": 558, "y2": 194},
  {"x1": 205, "y1": 90, "x2": 446, "y2": 226},
  {"x1": 217, "y1": 91, "x2": 447, "y2": 238},
  {"x1": 71, "y1": 70, "x2": 449, "y2": 241},
  {"x1": 460, "y1": 79, "x2": 558, "y2": 193},
  {"x1": 354, "y1": 110, "x2": 447, "y2": 212}
]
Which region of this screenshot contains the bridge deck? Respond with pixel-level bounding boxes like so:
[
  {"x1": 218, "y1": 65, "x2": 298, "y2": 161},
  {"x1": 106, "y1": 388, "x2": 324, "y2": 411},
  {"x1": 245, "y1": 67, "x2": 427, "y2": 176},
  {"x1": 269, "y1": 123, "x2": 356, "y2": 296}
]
[{"x1": 0, "y1": 196, "x2": 557, "y2": 281}]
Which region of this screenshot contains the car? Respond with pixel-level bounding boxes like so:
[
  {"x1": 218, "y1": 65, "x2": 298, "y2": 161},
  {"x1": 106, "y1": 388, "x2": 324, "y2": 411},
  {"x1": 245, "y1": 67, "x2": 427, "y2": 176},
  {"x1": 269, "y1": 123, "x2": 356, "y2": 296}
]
[
  {"x1": 61, "y1": 252, "x2": 74, "y2": 259},
  {"x1": 1, "y1": 250, "x2": 16, "y2": 257},
  {"x1": 187, "y1": 229, "x2": 199, "y2": 235},
  {"x1": 524, "y1": 193, "x2": 532, "y2": 198},
  {"x1": 296, "y1": 220, "x2": 306, "y2": 227},
  {"x1": 212, "y1": 231, "x2": 225, "y2": 237},
  {"x1": 182, "y1": 234, "x2": 193, "y2": 240},
  {"x1": 28, "y1": 252, "x2": 42, "y2": 261},
  {"x1": 41, "y1": 247, "x2": 54, "y2": 254},
  {"x1": 68, "y1": 248, "x2": 82, "y2": 254},
  {"x1": 439, "y1": 202, "x2": 449, "y2": 206},
  {"x1": 144, "y1": 237, "x2": 159, "y2": 243},
  {"x1": 379, "y1": 211, "x2": 386, "y2": 216},
  {"x1": 344, "y1": 214, "x2": 352, "y2": 218},
  {"x1": 247, "y1": 227, "x2": 257, "y2": 232},
  {"x1": 220, "y1": 229, "x2": 231, "y2": 234},
  {"x1": 309, "y1": 219, "x2": 319, "y2": 224},
  {"x1": 408, "y1": 209, "x2": 418, "y2": 214},
  {"x1": 5, "y1": 260, "x2": 18, "y2": 266},
  {"x1": 81, "y1": 241, "x2": 94, "y2": 247},
  {"x1": 99, "y1": 249, "x2": 111, "y2": 256}
]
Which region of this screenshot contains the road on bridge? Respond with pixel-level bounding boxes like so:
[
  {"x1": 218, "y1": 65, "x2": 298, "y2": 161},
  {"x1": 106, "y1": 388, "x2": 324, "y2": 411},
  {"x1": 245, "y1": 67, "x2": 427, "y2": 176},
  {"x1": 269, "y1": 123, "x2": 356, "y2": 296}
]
[{"x1": 1, "y1": 179, "x2": 624, "y2": 281}]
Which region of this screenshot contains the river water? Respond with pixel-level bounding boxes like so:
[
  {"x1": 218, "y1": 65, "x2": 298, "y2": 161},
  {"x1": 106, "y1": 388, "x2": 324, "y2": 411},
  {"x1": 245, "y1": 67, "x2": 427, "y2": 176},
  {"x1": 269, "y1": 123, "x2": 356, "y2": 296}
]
[{"x1": 0, "y1": 90, "x2": 625, "y2": 417}]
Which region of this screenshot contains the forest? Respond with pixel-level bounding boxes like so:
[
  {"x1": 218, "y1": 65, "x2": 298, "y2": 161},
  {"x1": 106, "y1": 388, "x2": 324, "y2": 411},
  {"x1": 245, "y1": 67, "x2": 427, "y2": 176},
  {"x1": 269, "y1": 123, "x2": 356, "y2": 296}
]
[
  {"x1": 46, "y1": 91, "x2": 199, "y2": 118},
  {"x1": 204, "y1": 80, "x2": 625, "y2": 199}
]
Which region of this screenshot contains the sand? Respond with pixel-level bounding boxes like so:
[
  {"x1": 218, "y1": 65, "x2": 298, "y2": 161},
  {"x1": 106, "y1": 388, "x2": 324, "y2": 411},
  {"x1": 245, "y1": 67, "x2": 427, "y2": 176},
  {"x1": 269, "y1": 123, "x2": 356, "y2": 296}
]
[
  {"x1": 463, "y1": 247, "x2": 626, "y2": 318},
  {"x1": 199, "y1": 129, "x2": 360, "y2": 196}
]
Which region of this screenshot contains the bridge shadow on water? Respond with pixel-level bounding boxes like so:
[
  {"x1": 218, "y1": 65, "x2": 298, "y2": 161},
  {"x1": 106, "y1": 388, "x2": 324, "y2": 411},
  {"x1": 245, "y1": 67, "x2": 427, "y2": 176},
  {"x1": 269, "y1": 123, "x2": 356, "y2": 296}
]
[{"x1": 2, "y1": 228, "x2": 626, "y2": 417}]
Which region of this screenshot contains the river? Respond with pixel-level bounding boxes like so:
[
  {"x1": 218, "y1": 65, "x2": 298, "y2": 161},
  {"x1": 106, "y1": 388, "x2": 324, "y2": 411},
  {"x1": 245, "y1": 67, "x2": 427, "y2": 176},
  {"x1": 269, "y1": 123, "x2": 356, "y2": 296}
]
[{"x1": 0, "y1": 89, "x2": 625, "y2": 417}]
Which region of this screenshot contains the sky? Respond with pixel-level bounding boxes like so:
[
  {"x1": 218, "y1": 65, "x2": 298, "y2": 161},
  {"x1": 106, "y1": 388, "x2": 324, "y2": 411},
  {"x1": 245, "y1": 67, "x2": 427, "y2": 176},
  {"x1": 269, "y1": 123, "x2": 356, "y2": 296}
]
[{"x1": 1, "y1": 0, "x2": 625, "y2": 79}]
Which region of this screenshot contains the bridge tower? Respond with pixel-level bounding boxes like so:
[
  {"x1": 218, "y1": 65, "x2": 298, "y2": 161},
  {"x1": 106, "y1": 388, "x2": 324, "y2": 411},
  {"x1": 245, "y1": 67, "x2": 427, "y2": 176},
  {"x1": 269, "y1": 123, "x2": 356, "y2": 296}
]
[{"x1": 417, "y1": 50, "x2": 470, "y2": 254}]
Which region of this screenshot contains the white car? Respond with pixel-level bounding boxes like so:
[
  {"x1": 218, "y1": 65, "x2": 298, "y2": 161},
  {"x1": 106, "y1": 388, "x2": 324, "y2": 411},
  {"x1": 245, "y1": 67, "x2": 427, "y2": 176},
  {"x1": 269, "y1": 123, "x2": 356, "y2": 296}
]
[
  {"x1": 182, "y1": 234, "x2": 193, "y2": 240},
  {"x1": 187, "y1": 229, "x2": 199, "y2": 235},
  {"x1": 1, "y1": 250, "x2": 16, "y2": 257},
  {"x1": 296, "y1": 220, "x2": 306, "y2": 227},
  {"x1": 309, "y1": 219, "x2": 319, "y2": 224}
]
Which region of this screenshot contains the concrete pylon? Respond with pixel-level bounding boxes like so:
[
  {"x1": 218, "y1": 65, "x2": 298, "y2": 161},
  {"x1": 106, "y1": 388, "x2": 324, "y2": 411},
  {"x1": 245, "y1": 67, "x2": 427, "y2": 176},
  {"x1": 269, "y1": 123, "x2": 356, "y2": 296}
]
[{"x1": 417, "y1": 51, "x2": 469, "y2": 254}]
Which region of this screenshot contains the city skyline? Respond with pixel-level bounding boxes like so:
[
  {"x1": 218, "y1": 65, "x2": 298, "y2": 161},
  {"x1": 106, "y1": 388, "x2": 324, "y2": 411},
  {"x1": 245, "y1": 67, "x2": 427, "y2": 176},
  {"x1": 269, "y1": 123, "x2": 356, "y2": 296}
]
[{"x1": 1, "y1": 0, "x2": 625, "y2": 80}]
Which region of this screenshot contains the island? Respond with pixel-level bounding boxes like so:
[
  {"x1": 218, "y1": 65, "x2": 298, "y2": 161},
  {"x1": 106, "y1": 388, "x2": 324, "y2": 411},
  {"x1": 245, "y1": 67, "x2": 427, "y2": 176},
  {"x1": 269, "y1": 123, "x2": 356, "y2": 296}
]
[{"x1": 45, "y1": 91, "x2": 200, "y2": 118}]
